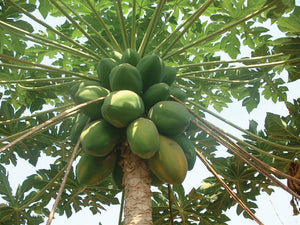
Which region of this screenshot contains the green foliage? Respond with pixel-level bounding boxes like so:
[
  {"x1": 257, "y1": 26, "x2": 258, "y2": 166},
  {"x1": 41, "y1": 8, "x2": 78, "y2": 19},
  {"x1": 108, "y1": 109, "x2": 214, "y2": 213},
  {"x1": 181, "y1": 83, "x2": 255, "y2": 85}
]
[{"x1": 0, "y1": 0, "x2": 299, "y2": 224}]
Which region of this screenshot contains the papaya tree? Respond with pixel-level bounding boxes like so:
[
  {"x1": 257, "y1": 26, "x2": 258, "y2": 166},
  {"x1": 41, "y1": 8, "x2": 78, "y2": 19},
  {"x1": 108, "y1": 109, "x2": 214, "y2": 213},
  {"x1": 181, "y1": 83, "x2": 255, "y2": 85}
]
[{"x1": 0, "y1": 0, "x2": 300, "y2": 224}]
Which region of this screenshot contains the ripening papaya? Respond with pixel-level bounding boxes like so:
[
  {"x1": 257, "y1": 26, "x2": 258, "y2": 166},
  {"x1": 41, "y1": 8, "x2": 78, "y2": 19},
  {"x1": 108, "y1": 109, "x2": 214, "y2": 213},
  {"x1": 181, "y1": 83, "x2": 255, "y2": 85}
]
[
  {"x1": 121, "y1": 48, "x2": 141, "y2": 66},
  {"x1": 80, "y1": 120, "x2": 121, "y2": 157},
  {"x1": 70, "y1": 113, "x2": 89, "y2": 144},
  {"x1": 109, "y1": 63, "x2": 143, "y2": 94},
  {"x1": 126, "y1": 118, "x2": 160, "y2": 159},
  {"x1": 148, "y1": 101, "x2": 191, "y2": 137},
  {"x1": 136, "y1": 54, "x2": 165, "y2": 90},
  {"x1": 97, "y1": 58, "x2": 119, "y2": 90},
  {"x1": 101, "y1": 90, "x2": 145, "y2": 128},
  {"x1": 74, "y1": 85, "x2": 110, "y2": 120},
  {"x1": 148, "y1": 135, "x2": 188, "y2": 185},
  {"x1": 142, "y1": 83, "x2": 170, "y2": 109},
  {"x1": 173, "y1": 134, "x2": 196, "y2": 171},
  {"x1": 170, "y1": 88, "x2": 187, "y2": 102},
  {"x1": 76, "y1": 151, "x2": 117, "y2": 186},
  {"x1": 162, "y1": 66, "x2": 177, "y2": 86}
]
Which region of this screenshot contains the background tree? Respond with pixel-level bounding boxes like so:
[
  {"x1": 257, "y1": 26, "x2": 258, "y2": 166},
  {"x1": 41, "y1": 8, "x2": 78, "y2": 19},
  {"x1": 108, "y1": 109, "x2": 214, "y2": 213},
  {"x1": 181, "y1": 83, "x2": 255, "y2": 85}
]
[{"x1": 0, "y1": 0, "x2": 300, "y2": 224}]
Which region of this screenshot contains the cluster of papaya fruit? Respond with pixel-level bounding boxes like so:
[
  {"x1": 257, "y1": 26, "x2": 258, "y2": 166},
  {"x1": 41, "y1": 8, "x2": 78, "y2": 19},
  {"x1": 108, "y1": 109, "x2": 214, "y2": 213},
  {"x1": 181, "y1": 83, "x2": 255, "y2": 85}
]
[{"x1": 70, "y1": 49, "x2": 197, "y2": 188}]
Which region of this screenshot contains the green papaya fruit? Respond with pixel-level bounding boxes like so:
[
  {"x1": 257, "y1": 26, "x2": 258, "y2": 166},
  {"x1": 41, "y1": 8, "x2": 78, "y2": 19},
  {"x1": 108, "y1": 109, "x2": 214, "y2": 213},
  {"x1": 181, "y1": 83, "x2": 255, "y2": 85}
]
[
  {"x1": 142, "y1": 83, "x2": 170, "y2": 109},
  {"x1": 121, "y1": 48, "x2": 141, "y2": 66},
  {"x1": 76, "y1": 151, "x2": 117, "y2": 186},
  {"x1": 173, "y1": 134, "x2": 196, "y2": 171},
  {"x1": 112, "y1": 51, "x2": 123, "y2": 63},
  {"x1": 70, "y1": 80, "x2": 102, "y2": 100},
  {"x1": 101, "y1": 90, "x2": 145, "y2": 128},
  {"x1": 148, "y1": 135, "x2": 188, "y2": 185},
  {"x1": 109, "y1": 63, "x2": 143, "y2": 94},
  {"x1": 126, "y1": 118, "x2": 160, "y2": 159},
  {"x1": 136, "y1": 54, "x2": 164, "y2": 91},
  {"x1": 70, "y1": 113, "x2": 89, "y2": 144},
  {"x1": 74, "y1": 85, "x2": 110, "y2": 120},
  {"x1": 80, "y1": 120, "x2": 121, "y2": 157},
  {"x1": 148, "y1": 101, "x2": 191, "y2": 137},
  {"x1": 170, "y1": 88, "x2": 187, "y2": 102},
  {"x1": 162, "y1": 66, "x2": 177, "y2": 85},
  {"x1": 97, "y1": 58, "x2": 118, "y2": 90}
]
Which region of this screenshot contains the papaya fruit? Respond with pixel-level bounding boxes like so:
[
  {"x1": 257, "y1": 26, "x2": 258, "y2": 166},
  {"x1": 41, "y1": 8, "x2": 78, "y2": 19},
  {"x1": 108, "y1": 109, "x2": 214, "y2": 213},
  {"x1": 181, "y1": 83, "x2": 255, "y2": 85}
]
[
  {"x1": 70, "y1": 80, "x2": 102, "y2": 100},
  {"x1": 162, "y1": 66, "x2": 177, "y2": 86},
  {"x1": 126, "y1": 118, "x2": 160, "y2": 159},
  {"x1": 70, "y1": 113, "x2": 89, "y2": 144},
  {"x1": 112, "y1": 51, "x2": 123, "y2": 63},
  {"x1": 97, "y1": 58, "x2": 118, "y2": 90},
  {"x1": 148, "y1": 135, "x2": 188, "y2": 185},
  {"x1": 136, "y1": 54, "x2": 164, "y2": 90},
  {"x1": 101, "y1": 90, "x2": 145, "y2": 128},
  {"x1": 74, "y1": 85, "x2": 110, "y2": 120},
  {"x1": 121, "y1": 48, "x2": 141, "y2": 66},
  {"x1": 170, "y1": 88, "x2": 187, "y2": 102},
  {"x1": 76, "y1": 151, "x2": 117, "y2": 186},
  {"x1": 173, "y1": 134, "x2": 196, "y2": 171},
  {"x1": 148, "y1": 101, "x2": 191, "y2": 137},
  {"x1": 80, "y1": 120, "x2": 121, "y2": 157},
  {"x1": 109, "y1": 63, "x2": 143, "y2": 94},
  {"x1": 142, "y1": 83, "x2": 170, "y2": 109},
  {"x1": 150, "y1": 170, "x2": 164, "y2": 187}
]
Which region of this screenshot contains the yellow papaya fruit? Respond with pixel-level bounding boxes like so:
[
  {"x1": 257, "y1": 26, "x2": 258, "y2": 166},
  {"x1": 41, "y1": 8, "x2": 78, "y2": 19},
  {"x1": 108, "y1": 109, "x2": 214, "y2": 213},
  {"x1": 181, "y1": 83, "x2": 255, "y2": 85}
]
[{"x1": 148, "y1": 135, "x2": 188, "y2": 185}]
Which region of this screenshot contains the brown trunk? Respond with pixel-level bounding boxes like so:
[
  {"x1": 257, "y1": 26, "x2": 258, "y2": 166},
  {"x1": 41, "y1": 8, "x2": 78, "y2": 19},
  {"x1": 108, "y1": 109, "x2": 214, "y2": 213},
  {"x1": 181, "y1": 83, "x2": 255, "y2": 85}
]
[{"x1": 122, "y1": 143, "x2": 153, "y2": 225}]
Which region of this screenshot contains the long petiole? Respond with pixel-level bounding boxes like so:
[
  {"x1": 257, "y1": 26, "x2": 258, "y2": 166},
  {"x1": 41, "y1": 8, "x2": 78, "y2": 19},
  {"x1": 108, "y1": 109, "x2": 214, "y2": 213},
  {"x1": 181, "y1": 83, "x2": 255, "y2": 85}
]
[
  {"x1": 161, "y1": 0, "x2": 215, "y2": 58},
  {"x1": 186, "y1": 99, "x2": 300, "y2": 151},
  {"x1": 86, "y1": 0, "x2": 122, "y2": 52},
  {"x1": 49, "y1": 0, "x2": 109, "y2": 57},
  {"x1": 5, "y1": 0, "x2": 101, "y2": 60},
  {"x1": 178, "y1": 58, "x2": 300, "y2": 77},
  {"x1": 195, "y1": 149, "x2": 265, "y2": 225},
  {"x1": 138, "y1": 0, "x2": 167, "y2": 57},
  {"x1": 113, "y1": 0, "x2": 130, "y2": 50},
  {"x1": 0, "y1": 103, "x2": 75, "y2": 125},
  {"x1": 0, "y1": 54, "x2": 100, "y2": 81},
  {"x1": 164, "y1": 0, "x2": 282, "y2": 59},
  {"x1": 0, "y1": 20, "x2": 100, "y2": 61},
  {"x1": 177, "y1": 53, "x2": 287, "y2": 69},
  {"x1": 0, "y1": 97, "x2": 105, "y2": 153}
]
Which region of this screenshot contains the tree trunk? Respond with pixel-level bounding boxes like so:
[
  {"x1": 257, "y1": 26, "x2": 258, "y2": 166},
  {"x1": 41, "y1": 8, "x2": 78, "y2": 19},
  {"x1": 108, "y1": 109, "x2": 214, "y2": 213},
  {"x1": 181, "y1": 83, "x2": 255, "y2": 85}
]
[{"x1": 122, "y1": 143, "x2": 153, "y2": 225}]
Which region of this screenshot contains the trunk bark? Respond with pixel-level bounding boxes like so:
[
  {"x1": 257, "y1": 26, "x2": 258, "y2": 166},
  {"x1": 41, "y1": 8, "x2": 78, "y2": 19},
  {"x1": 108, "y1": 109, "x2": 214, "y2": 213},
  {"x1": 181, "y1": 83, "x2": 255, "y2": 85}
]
[{"x1": 122, "y1": 143, "x2": 153, "y2": 225}]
